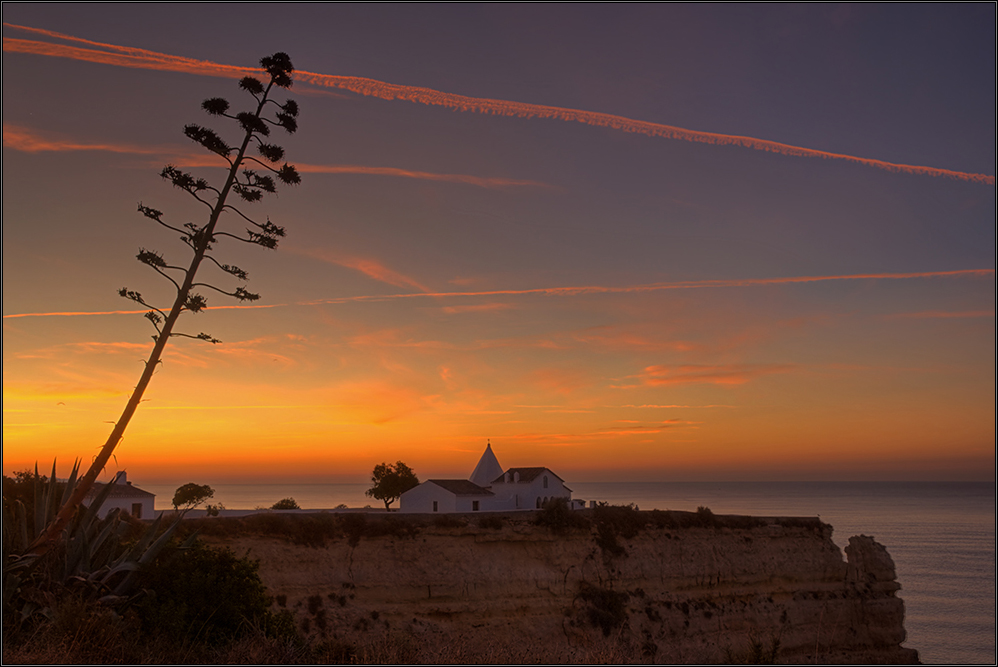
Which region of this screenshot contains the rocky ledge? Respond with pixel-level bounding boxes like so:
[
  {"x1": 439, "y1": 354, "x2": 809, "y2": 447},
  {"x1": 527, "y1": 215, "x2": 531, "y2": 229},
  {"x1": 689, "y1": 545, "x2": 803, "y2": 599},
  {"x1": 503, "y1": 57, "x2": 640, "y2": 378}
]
[{"x1": 200, "y1": 509, "x2": 918, "y2": 663}]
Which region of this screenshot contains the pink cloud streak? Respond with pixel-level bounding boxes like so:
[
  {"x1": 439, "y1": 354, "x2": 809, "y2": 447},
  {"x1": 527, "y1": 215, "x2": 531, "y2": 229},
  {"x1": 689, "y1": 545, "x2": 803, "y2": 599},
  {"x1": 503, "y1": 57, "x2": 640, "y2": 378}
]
[
  {"x1": 5, "y1": 269, "x2": 992, "y2": 320},
  {"x1": 637, "y1": 363, "x2": 794, "y2": 387},
  {"x1": 3, "y1": 124, "x2": 545, "y2": 189}
]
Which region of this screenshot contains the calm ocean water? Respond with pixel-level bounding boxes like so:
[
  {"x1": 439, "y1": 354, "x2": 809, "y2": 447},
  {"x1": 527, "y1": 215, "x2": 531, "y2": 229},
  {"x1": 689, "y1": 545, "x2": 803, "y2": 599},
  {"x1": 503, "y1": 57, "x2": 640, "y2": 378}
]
[{"x1": 144, "y1": 480, "x2": 995, "y2": 664}]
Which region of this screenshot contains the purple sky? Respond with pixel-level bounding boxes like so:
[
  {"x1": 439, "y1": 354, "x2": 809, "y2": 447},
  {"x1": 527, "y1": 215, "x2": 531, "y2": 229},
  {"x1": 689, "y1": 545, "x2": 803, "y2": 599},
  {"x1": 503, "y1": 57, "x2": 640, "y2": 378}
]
[{"x1": 3, "y1": 5, "x2": 994, "y2": 483}]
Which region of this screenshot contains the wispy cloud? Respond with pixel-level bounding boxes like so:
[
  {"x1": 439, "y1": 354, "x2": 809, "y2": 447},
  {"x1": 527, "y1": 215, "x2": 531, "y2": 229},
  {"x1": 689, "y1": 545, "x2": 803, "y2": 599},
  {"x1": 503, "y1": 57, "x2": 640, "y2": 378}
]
[
  {"x1": 296, "y1": 249, "x2": 432, "y2": 292},
  {"x1": 498, "y1": 420, "x2": 700, "y2": 443},
  {"x1": 569, "y1": 326, "x2": 698, "y2": 352},
  {"x1": 440, "y1": 303, "x2": 514, "y2": 314},
  {"x1": 628, "y1": 363, "x2": 794, "y2": 387},
  {"x1": 885, "y1": 310, "x2": 995, "y2": 320},
  {"x1": 3, "y1": 123, "x2": 168, "y2": 155},
  {"x1": 301, "y1": 268, "x2": 995, "y2": 303},
  {"x1": 528, "y1": 367, "x2": 593, "y2": 395},
  {"x1": 3, "y1": 308, "x2": 149, "y2": 319},
  {"x1": 294, "y1": 164, "x2": 548, "y2": 189},
  {"x1": 4, "y1": 124, "x2": 546, "y2": 189},
  {"x1": 616, "y1": 404, "x2": 735, "y2": 409},
  {"x1": 5, "y1": 269, "x2": 992, "y2": 320},
  {"x1": 5, "y1": 23, "x2": 992, "y2": 185}
]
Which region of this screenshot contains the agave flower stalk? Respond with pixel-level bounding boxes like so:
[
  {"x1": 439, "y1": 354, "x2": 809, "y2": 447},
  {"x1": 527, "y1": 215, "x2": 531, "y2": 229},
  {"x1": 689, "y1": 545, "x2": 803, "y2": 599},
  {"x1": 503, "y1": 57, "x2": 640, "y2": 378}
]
[{"x1": 29, "y1": 53, "x2": 301, "y2": 556}]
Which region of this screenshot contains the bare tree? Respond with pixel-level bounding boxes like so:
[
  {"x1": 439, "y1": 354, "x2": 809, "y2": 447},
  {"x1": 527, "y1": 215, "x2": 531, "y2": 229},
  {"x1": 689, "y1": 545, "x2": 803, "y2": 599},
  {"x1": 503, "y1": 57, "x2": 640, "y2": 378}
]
[{"x1": 30, "y1": 53, "x2": 301, "y2": 555}]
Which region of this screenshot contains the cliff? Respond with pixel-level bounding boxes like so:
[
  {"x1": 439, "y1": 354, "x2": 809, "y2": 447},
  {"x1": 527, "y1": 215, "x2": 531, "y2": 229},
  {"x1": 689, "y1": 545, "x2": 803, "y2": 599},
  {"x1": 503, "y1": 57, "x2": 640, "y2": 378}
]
[{"x1": 199, "y1": 509, "x2": 918, "y2": 664}]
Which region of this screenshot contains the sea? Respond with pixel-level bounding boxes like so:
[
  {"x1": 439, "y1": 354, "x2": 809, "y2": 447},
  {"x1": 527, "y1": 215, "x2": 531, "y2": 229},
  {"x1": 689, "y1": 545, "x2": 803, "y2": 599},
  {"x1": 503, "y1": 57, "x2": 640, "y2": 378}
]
[{"x1": 144, "y1": 480, "x2": 995, "y2": 665}]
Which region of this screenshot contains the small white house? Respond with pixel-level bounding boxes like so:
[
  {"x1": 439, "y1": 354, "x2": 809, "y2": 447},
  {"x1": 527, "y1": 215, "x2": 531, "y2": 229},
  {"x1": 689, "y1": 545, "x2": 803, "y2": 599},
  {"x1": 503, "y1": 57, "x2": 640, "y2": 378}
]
[
  {"x1": 83, "y1": 471, "x2": 156, "y2": 520},
  {"x1": 400, "y1": 443, "x2": 573, "y2": 513},
  {"x1": 400, "y1": 479, "x2": 495, "y2": 514}
]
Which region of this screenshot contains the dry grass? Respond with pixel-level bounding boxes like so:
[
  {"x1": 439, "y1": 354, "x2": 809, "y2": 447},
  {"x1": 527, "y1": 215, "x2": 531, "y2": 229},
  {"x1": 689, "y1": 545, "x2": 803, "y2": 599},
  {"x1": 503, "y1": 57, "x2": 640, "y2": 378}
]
[{"x1": 4, "y1": 622, "x2": 661, "y2": 665}]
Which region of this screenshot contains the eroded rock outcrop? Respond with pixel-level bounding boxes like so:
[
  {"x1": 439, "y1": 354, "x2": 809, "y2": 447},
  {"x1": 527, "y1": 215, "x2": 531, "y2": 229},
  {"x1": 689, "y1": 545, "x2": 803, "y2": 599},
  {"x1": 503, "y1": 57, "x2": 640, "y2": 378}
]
[{"x1": 202, "y1": 512, "x2": 918, "y2": 664}]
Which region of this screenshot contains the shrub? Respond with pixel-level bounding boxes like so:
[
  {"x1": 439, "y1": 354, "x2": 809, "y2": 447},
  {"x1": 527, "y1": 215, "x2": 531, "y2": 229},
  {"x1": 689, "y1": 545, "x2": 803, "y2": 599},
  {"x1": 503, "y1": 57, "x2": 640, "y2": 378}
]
[
  {"x1": 534, "y1": 497, "x2": 589, "y2": 533},
  {"x1": 432, "y1": 514, "x2": 467, "y2": 528},
  {"x1": 594, "y1": 503, "x2": 647, "y2": 538},
  {"x1": 340, "y1": 513, "x2": 367, "y2": 547},
  {"x1": 271, "y1": 497, "x2": 300, "y2": 510},
  {"x1": 696, "y1": 505, "x2": 718, "y2": 527},
  {"x1": 137, "y1": 541, "x2": 273, "y2": 644},
  {"x1": 577, "y1": 582, "x2": 630, "y2": 636},
  {"x1": 724, "y1": 636, "x2": 781, "y2": 664},
  {"x1": 592, "y1": 503, "x2": 646, "y2": 557},
  {"x1": 364, "y1": 516, "x2": 420, "y2": 540}
]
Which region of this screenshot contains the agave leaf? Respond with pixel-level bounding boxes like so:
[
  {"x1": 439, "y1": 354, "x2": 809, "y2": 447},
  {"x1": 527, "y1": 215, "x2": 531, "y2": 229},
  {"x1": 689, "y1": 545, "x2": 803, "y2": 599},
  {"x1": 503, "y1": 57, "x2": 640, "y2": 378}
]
[
  {"x1": 97, "y1": 594, "x2": 128, "y2": 606},
  {"x1": 15, "y1": 499, "x2": 29, "y2": 552},
  {"x1": 57, "y1": 460, "x2": 81, "y2": 510},
  {"x1": 32, "y1": 463, "x2": 45, "y2": 538},
  {"x1": 96, "y1": 520, "x2": 132, "y2": 568},
  {"x1": 124, "y1": 512, "x2": 163, "y2": 562},
  {"x1": 98, "y1": 561, "x2": 141, "y2": 587},
  {"x1": 137, "y1": 515, "x2": 183, "y2": 566},
  {"x1": 180, "y1": 530, "x2": 199, "y2": 549},
  {"x1": 2, "y1": 571, "x2": 23, "y2": 614},
  {"x1": 113, "y1": 513, "x2": 183, "y2": 597},
  {"x1": 43, "y1": 460, "x2": 60, "y2": 531},
  {"x1": 19, "y1": 600, "x2": 39, "y2": 622},
  {"x1": 64, "y1": 523, "x2": 91, "y2": 579},
  {"x1": 79, "y1": 472, "x2": 120, "y2": 530},
  {"x1": 85, "y1": 511, "x2": 127, "y2": 570}
]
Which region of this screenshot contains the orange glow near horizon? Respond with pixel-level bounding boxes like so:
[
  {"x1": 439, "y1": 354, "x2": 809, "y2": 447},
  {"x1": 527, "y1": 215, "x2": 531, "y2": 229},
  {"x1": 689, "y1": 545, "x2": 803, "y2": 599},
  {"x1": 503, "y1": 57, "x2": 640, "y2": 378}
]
[{"x1": 5, "y1": 274, "x2": 994, "y2": 483}]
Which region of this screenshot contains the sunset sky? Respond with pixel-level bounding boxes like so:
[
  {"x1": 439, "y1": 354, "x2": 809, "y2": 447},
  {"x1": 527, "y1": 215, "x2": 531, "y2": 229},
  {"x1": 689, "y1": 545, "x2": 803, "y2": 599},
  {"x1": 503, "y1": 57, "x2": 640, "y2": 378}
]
[{"x1": 3, "y1": 5, "x2": 994, "y2": 484}]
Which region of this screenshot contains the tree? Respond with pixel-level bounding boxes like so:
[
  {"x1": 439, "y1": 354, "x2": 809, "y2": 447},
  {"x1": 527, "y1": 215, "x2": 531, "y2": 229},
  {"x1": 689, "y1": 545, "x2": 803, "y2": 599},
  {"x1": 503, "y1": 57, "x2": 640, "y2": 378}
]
[
  {"x1": 172, "y1": 482, "x2": 215, "y2": 514},
  {"x1": 204, "y1": 502, "x2": 225, "y2": 517},
  {"x1": 270, "y1": 497, "x2": 299, "y2": 510},
  {"x1": 365, "y1": 461, "x2": 419, "y2": 511},
  {"x1": 30, "y1": 54, "x2": 301, "y2": 556}
]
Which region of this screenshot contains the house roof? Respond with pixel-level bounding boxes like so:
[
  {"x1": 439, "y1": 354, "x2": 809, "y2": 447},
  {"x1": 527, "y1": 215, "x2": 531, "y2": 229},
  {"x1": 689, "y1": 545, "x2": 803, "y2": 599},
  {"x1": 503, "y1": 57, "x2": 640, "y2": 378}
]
[
  {"x1": 85, "y1": 481, "x2": 155, "y2": 499},
  {"x1": 428, "y1": 479, "x2": 495, "y2": 496},
  {"x1": 492, "y1": 467, "x2": 566, "y2": 485},
  {"x1": 469, "y1": 442, "x2": 504, "y2": 487}
]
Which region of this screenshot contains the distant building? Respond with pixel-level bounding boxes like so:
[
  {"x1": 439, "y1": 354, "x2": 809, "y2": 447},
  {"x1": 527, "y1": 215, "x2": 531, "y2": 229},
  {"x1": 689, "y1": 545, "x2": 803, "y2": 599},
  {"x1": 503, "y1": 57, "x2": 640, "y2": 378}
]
[
  {"x1": 82, "y1": 471, "x2": 156, "y2": 519},
  {"x1": 490, "y1": 466, "x2": 572, "y2": 510},
  {"x1": 400, "y1": 442, "x2": 572, "y2": 513}
]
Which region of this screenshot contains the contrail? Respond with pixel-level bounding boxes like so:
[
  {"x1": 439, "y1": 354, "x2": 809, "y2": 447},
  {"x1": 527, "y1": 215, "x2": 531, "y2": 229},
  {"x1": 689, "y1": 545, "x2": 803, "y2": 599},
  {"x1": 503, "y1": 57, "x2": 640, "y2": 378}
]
[
  {"x1": 5, "y1": 269, "x2": 992, "y2": 320},
  {"x1": 293, "y1": 268, "x2": 994, "y2": 302},
  {"x1": 3, "y1": 123, "x2": 165, "y2": 155},
  {"x1": 3, "y1": 123, "x2": 546, "y2": 188},
  {"x1": 4, "y1": 23, "x2": 993, "y2": 185},
  {"x1": 294, "y1": 165, "x2": 549, "y2": 189}
]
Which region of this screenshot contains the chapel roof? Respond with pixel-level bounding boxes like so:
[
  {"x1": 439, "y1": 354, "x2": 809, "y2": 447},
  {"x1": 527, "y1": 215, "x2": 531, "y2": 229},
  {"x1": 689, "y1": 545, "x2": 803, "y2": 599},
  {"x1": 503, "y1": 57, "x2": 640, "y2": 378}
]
[
  {"x1": 492, "y1": 467, "x2": 566, "y2": 484},
  {"x1": 82, "y1": 481, "x2": 155, "y2": 499},
  {"x1": 469, "y1": 442, "x2": 504, "y2": 487},
  {"x1": 428, "y1": 479, "x2": 495, "y2": 496}
]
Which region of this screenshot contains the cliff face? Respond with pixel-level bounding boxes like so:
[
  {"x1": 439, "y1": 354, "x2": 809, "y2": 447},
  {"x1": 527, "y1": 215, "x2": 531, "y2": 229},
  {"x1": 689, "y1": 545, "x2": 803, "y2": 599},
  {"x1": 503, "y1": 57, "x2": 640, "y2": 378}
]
[{"x1": 203, "y1": 513, "x2": 918, "y2": 664}]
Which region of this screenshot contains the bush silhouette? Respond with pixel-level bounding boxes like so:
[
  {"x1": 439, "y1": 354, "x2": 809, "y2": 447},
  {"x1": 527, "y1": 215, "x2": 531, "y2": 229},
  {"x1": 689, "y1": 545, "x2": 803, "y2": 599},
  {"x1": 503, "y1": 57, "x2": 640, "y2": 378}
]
[{"x1": 271, "y1": 497, "x2": 300, "y2": 510}]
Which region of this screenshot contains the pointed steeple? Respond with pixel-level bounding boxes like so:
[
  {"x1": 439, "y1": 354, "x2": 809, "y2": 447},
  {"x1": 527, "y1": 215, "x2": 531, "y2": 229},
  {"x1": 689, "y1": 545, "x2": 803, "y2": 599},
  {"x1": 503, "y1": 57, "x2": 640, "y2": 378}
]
[{"x1": 469, "y1": 440, "x2": 504, "y2": 487}]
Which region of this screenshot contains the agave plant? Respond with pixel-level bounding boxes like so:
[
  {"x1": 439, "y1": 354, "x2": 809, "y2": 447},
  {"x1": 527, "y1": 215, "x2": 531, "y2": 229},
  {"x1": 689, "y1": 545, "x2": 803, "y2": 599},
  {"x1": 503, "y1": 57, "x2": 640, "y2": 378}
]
[{"x1": 3, "y1": 461, "x2": 193, "y2": 626}]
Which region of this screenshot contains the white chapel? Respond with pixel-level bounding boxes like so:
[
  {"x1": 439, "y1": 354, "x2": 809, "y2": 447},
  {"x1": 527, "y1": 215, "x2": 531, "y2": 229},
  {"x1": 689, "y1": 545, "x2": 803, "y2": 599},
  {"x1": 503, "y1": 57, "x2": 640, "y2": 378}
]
[{"x1": 399, "y1": 442, "x2": 573, "y2": 513}]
